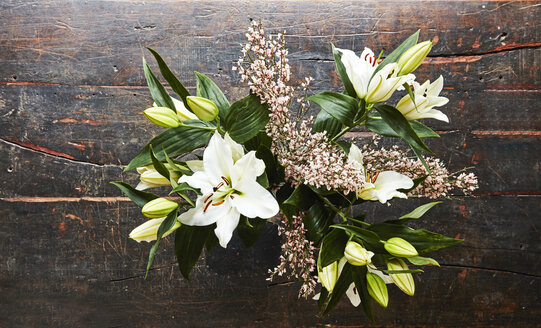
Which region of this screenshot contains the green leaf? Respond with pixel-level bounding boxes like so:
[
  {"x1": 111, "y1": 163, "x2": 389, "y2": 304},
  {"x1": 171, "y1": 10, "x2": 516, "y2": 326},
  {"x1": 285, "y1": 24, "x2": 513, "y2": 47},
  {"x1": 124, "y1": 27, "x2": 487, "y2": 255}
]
[
  {"x1": 174, "y1": 224, "x2": 214, "y2": 279},
  {"x1": 366, "y1": 117, "x2": 440, "y2": 138},
  {"x1": 323, "y1": 262, "x2": 353, "y2": 315},
  {"x1": 312, "y1": 108, "x2": 343, "y2": 138},
  {"x1": 383, "y1": 269, "x2": 424, "y2": 274},
  {"x1": 330, "y1": 224, "x2": 381, "y2": 246},
  {"x1": 369, "y1": 223, "x2": 462, "y2": 254},
  {"x1": 308, "y1": 92, "x2": 359, "y2": 127},
  {"x1": 280, "y1": 184, "x2": 317, "y2": 221},
  {"x1": 146, "y1": 47, "x2": 191, "y2": 107},
  {"x1": 319, "y1": 228, "x2": 349, "y2": 267},
  {"x1": 413, "y1": 147, "x2": 432, "y2": 174},
  {"x1": 371, "y1": 30, "x2": 419, "y2": 79},
  {"x1": 397, "y1": 201, "x2": 442, "y2": 221},
  {"x1": 143, "y1": 57, "x2": 176, "y2": 111},
  {"x1": 244, "y1": 131, "x2": 272, "y2": 151},
  {"x1": 145, "y1": 210, "x2": 178, "y2": 278},
  {"x1": 304, "y1": 201, "x2": 332, "y2": 242},
  {"x1": 125, "y1": 121, "x2": 213, "y2": 171},
  {"x1": 374, "y1": 104, "x2": 433, "y2": 154},
  {"x1": 407, "y1": 256, "x2": 440, "y2": 267},
  {"x1": 351, "y1": 266, "x2": 375, "y2": 322},
  {"x1": 332, "y1": 43, "x2": 357, "y2": 97},
  {"x1": 194, "y1": 71, "x2": 230, "y2": 122},
  {"x1": 256, "y1": 145, "x2": 277, "y2": 185},
  {"x1": 223, "y1": 93, "x2": 270, "y2": 143},
  {"x1": 170, "y1": 182, "x2": 201, "y2": 195},
  {"x1": 110, "y1": 181, "x2": 158, "y2": 207},
  {"x1": 237, "y1": 216, "x2": 267, "y2": 248},
  {"x1": 205, "y1": 231, "x2": 219, "y2": 252},
  {"x1": 149, "y1": 145, "x2": 170, "y2": 180},
  {"x1": 317, "y1": 287, "x2": 329, "y2": 312}
]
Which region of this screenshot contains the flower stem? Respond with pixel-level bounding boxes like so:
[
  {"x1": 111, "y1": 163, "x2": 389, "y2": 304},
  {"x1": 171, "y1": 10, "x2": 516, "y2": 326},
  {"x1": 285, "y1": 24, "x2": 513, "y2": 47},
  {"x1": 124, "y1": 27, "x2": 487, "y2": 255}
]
[{"x1": 179, "y1": 122, "x2": 217, "y2": 132}]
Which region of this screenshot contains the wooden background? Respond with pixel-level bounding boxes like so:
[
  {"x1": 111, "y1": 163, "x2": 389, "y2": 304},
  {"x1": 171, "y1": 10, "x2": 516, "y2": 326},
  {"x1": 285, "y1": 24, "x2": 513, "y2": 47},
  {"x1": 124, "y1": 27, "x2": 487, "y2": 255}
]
[{"x1": 1, "y1": 0, "x2": 540, "y2": 327}]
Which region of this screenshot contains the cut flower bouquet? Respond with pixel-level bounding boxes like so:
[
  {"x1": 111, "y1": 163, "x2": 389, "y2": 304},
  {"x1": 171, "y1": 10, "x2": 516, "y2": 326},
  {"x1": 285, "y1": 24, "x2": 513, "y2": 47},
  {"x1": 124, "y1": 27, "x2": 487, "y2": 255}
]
[{"x1": 112, "y1": 21, "x2": 478, "y2": 319}]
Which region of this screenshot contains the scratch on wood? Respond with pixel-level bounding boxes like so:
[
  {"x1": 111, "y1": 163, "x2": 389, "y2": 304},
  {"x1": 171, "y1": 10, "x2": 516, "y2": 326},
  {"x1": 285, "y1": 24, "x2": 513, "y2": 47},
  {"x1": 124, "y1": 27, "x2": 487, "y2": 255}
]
[
  {"x1": 0, "y1": 196, "x2": 184, "y2": 203},
  {"x1": 55, "y1": 117, "x2": 103, "y2": 126},
  {"x1": 471, "y1": 130, "x2": 541, "y2": 137},
  {"x1": 6, "y1": 139, "x2": 76, "y2": 160}
]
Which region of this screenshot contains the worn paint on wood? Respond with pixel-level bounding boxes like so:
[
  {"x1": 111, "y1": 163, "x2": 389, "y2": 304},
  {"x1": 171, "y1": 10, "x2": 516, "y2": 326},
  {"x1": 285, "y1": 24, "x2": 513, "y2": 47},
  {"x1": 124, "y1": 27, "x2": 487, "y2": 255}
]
[{"x1": 0, "y1": 0, "x2": 539, "y2": 327}]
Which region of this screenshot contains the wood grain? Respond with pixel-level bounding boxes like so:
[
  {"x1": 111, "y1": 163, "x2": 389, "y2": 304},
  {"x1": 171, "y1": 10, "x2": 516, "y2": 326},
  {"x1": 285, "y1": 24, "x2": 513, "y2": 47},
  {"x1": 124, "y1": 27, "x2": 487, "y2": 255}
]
[{"x1": 0, "y1": 0, "x2": 539, "y2": 327}]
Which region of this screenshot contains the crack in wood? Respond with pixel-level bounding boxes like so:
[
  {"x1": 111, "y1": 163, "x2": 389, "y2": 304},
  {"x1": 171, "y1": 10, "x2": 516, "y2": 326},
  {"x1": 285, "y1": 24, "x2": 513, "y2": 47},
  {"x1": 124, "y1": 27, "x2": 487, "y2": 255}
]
[
  {"x1": 1, "y1": 138, "x2": 125, "y2": 168},
  {"x1": 440, "y1": 263, "x2": 541, "y2": 279}
]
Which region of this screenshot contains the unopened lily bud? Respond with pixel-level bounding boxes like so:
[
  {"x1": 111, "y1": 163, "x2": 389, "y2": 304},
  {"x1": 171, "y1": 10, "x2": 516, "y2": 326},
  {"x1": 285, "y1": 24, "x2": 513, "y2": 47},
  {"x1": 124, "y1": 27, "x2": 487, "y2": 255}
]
[
  {"x1": 387, "y1": 258, "x2": 415, "y2": 296},
  {"x1": 186, "y1": 96, "x2": 219, "y2": 121},
  {"x1": 136, "y1": 164, "x2": 183, "y2": 190},
  {"x1": 397, "y1": 40, "x2": 432, "y2": 75},
  {"x1": 344, "y1": 241, "x2": 374, "y2": 266},
  {"x1": 129, "y1": 217, "x2": 181, "y2": 242},
  {"x1": 318, "y1": 261, "x2": 338, "y2": 292},
  {"x1": 143, "y1": 107, "x2": 180, "y2": 127},
  {"x1": 384, "y1": 237, "x2": 418, "y2": 257},
  {"x1": 142, "y1": 198, "x2": 178, "y2": 218},
  {"x1": 366, "y1": 272, "x2": 389, "y2": 308}
]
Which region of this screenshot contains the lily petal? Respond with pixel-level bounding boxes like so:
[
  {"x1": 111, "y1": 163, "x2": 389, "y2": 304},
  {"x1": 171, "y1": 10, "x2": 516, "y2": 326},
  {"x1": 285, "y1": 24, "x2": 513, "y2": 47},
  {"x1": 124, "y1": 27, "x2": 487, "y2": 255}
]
[
  {"x1": 230, "y1": 179, "x2": 279, "y2": 219},
  {"x1": 230, "y1": 151, "x2": 265, "y2": 186},
  {"x1": 224, "y1": 133, "x2": 245, "y2": 163},
  {"x1": 204, "y1": 133, "x2": 234, "y2": 182},
  {"x1": 345, "y1": 283, "x2": 361, "y2": 307},
  {"x1": 214, "y1": 206, "x2": 241, "y2": 248}
]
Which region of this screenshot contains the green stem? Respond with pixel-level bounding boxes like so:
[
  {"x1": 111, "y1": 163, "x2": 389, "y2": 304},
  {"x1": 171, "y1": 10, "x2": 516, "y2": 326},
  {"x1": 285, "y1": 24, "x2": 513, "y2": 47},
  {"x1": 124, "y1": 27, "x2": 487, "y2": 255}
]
[
  {"x1": 315, "y1": 192, "x2": 348, "y2": 222},
  {"x1": 347, "y1": 217, "x2": 371, "y2": 227}
]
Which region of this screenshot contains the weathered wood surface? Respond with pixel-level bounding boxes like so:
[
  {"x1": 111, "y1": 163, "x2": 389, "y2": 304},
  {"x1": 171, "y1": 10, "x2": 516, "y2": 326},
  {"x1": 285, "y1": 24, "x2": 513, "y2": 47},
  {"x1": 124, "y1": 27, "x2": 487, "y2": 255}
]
[{"x1": 0, "y1": 0, "x2": 540, "y2": 327}]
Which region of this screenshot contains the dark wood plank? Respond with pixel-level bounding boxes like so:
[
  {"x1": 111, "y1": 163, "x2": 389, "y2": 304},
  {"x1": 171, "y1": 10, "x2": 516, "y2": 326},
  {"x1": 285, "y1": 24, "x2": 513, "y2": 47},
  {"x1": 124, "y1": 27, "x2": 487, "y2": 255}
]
[
  {"x1": 0, "y1": 199, "x2": 539, "y2": 327},
  {"x1": 0, "y1": 1, "x2": 539, "y2": 86}
]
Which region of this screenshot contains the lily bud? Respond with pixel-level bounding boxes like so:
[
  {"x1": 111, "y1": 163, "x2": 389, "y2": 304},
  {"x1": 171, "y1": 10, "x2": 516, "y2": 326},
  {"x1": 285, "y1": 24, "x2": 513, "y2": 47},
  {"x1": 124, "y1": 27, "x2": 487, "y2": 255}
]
[
  {"x1": 186, "y1": 96, "x2": 219, "y2": 121},
  {"x1": 142, "y1": 198, "x2": 178, "y2": 218},
  {"x1": 366, "y1": 272, "x2": 389, "y2": 308},
  {"x1": 397, "y1": 40, "x2": 432, "y2": 75},
  {"x1": 136, "y1": 164, "x2": 183, "y2": 190},
  {"x1": 143, "y1": 107, "x2": 181, "y2": 127},
  {"x1": 318, "y1": 261, "x2": 338, "y2": 292},
  {"x1": 344, "y1": 241, "x2": 374, "y2": 266},
  {"x1": 384, "y1": 237, "x2": 418, "y2": 257},
  {"x1": 387, "y1": 259, "x2": 415, "y2": 296},
  {"x1": 129, "y1": 217, "x2": 181, "y2": 242}
]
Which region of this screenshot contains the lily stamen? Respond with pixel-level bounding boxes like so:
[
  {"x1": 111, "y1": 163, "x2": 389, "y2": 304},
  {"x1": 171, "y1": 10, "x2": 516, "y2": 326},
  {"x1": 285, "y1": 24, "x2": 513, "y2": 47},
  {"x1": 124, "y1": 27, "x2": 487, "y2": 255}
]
[
  {"x1": 212, "y1": 200, "x2": 225, "y2": 206},
  {"x1": 221, "y1": 176, "x2": 230, "y2": 186},
  {"x1": 204, "y1": 193, "x2": 214, "y2": 203},
  {"x1": 203, "y1": 200, "x2": 212, "y2": 213},
  {"x1": 213, "y1": 181, "x2": 224, "y2": 192}
]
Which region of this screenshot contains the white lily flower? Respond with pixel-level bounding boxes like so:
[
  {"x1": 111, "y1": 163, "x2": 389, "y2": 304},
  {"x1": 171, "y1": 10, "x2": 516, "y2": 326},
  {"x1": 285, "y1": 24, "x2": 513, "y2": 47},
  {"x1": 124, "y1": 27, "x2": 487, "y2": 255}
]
[
  {"x1": 178, "y1": 133, "x2": 279, "y2": 248},
  {"x1": 347, "y1": 144, "x2": 413, "y2": 204},
  {"x1": 154, "y1": 97, "x2": 198, "y2": 122},
  {"x1": 337, "y1": 47, "x2": 415, "y2": 104},
  {"x1": 129, "y1": 217, "x2": 180, "y2": 243},
  {"x1": 396, "y1": 76, "x2": 449, "y2": 122}
]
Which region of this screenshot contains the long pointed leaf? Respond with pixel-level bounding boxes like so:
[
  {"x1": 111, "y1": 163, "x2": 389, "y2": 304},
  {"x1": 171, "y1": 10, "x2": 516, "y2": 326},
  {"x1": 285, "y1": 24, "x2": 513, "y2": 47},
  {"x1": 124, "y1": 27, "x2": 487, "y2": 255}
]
[
  {"x1": 143, "y1": 58, "x2": 176, "y2": 111},
  {"x1": 332, "y1": 43, "x2": 357, "y2": 97},
  {"x1": 194, "y1": 71, "x2": 230, "y2": 121},
  {"x1": 110, "y1": 181, "x2": 158, "y2": 207}
]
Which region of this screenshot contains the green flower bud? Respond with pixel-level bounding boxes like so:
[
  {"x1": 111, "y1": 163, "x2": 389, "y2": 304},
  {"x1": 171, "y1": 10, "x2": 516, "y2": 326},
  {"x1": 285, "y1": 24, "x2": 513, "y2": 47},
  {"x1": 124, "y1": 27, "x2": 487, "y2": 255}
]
[
  {"x1": 366, "y1": 272, "x2": 389, "y2": 308},
  {"x1": 387, "y1": 259, "x2": 415, "y2": 296},
  {"x1": 318, "y1": 261, "x2": 338, "y2": 292},
  {"x1": 142, "y1": 198, "x2": 178, "y2": 218},
  {"x1": 344, "y1": 241, "x2": 374, "y2": 266},
  {"x1": 186, "y1": 96, "x2": 219, "y2": 121},
  {"x1": 397, "y1": 40, "x2": 432, "y2": 75},
  {"x1": 384, "y1": 237, "x2": 418, "y2": 257},
  {"x1": 143, "y1": 107, "x2": 181, "y2": 127},
  {"x1": 129, "y1": 217, "x2": 181, "y2": 242}
]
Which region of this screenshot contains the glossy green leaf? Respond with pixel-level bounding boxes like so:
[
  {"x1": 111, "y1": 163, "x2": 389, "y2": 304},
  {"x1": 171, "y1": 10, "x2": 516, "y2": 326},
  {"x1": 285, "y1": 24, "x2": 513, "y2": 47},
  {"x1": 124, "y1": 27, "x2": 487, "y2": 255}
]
[
  {"x1": 369, "y1": 223, "x2": 462, "y2": 254},
  {"x1": 350, "y1": 266, "x2": 374, "y2": 322},
  {"x1": 322, "y1": 262, "x2": 353, "y2": 315},
  {"x1": 110, "y1": 181, "x2": 158, "y2": 207},
  {"x1": 125, "y1": 121, "x2": 213, "y2": 171},
  {"x1": 149, "y1": 145, "x2": 170, "y2": 180},
  {"x1": 308, "y1": 92, "x2": 359, "y2": 127},
  {"x1": 374, "y1": 104, "x2": 433, "y2": 154},
  {"x1": 146, "y1": 47, "x2": 191, "y2": 107},
  {"x1": 170, "y1": 182, "x2": 201, "y2": 195},
  {"x1": 237, "y1": 216, "x2": 267, "y2": 248},
  {"x1": 319, "y1": 229, "x2": 349, "y2": 267},
  {"x1": 256, "y1": 145, "x2": 277, "y2": 185},
  {"x1": 371, "y1": 30, "x2": 419, "y2": 79},
  {"x1": 223, "y1": 93, "x2": 270, "y2": 143},
  {"x1": 317, "y1": 287, "x2": 329, "y2": 312},
  {"x1": 382, "y1": 268, "x2": 424, "y2": 274},
  {"x1": 397, "y1": 201, "x2": 442, "y2": 221},
  {"x1": 330, "y1": 224, "x2": 381, "y2": 246},
  {"x1": 407, "y1": 256, "x2": 440, "y2": 267},
  {"x1": 366, "y1": 117, "x2": 440, "y2": 138},
  {"x1": 280, "y1": 184, "x2": 317, "y2": 221},
  {"x1": 194, "y1": 71, "x2": 230, "y2": 121},
  {"x1": 304, "y1": 201, "x2": 332, "y2": 242},
  {"x1": 332, "y1": 43, "x2": 357, "y2": 97},
  {"x1": 312, "y1": 108, "x2": 343, "y2": 138},
  {"x1": 145, "y1": 210, "x2": 178, "y2": 278},
  {"x1": 143, "y1": 57, "x2": 176, "y2": 111},
  {"x1": 175, "y1": 224, "x2": 214, "y2": 279}
]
